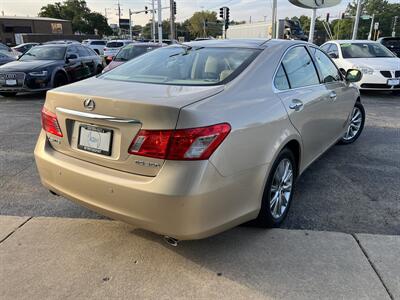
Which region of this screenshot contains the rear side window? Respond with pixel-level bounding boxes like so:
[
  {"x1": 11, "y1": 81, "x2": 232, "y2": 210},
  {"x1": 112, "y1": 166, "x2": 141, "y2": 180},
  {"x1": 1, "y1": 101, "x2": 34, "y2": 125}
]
[
  {"x1": 274, "y1": 64, "x2": 290, "y2": 90},
  {"x1": 106, "y1": 42, "x2": 123, "y2": 48},
  {"x1": 282, "y1": 46, "x2": 320, "y2": 89},
  {"x1": 92, "y1": 41, "x2": 106, "y2": 45}
]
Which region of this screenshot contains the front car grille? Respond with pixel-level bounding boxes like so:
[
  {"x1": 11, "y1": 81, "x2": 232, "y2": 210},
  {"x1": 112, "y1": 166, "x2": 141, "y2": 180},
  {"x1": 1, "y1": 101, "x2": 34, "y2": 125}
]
[
  {"x1": 0, "y1": 72, "x2": 26, "y2": 88},
  {"x1": 380, "y1": 71, "x2": 392, "y2": 78}
]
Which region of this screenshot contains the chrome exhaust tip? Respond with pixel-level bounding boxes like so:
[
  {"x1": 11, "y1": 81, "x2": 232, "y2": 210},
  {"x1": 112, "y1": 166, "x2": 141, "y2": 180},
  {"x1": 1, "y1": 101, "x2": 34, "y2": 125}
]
[{"x1": 164, "y1": 236, "x2": 179, "y2": 247}]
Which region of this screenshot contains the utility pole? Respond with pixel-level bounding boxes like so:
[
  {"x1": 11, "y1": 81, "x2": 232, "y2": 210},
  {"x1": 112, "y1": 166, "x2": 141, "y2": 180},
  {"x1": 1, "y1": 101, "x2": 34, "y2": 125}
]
[
  {"x1": 308, "y1": 8, "x2": 316, "y2": 43},
  {"x1": 151, "y1": 0, "x2": 156, "y2": 42},
  {"x1": 271, "y1": 0, "x2": 277, "y2": 38},
  {"x1": 352, "y1": 0, "x2": 362, "y2": 40},
  {"x1": 157, "y1": 0, "x2": 162, "y2": 44},
  {"x1": 129, "y1": 9, "x2": 132, "y2": 40},
  {"x1": 393, "y1": 16, "x2": 398, "y2": 37},
  {"x1": 368, "y1": 14, "x2": 375, "y2": 40},
  {"x1": 169, "y1": 0, "x2": 175, "y2": 40},
  {"x1": 115, "y1": 0, "x2": 122, "y2": 37}
]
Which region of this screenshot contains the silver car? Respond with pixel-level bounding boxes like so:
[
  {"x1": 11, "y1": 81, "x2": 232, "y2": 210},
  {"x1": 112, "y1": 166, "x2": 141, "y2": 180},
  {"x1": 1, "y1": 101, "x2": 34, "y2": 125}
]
[{"x1": 35, "y1": 39, "x2": 365, "y2": 241}]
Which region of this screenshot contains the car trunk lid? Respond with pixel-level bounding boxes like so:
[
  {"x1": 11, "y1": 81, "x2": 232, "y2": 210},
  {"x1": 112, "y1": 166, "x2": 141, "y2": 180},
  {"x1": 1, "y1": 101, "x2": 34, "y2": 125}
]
[{"x1": 43, "y1": 77, "x2": 224, "y2": 176}]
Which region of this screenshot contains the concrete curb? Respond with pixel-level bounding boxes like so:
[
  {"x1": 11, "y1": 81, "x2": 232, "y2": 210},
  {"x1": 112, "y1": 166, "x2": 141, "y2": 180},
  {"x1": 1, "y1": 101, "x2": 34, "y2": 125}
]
[{"x1": 0, "y1": 216, "x2": 398, "y2": 299}]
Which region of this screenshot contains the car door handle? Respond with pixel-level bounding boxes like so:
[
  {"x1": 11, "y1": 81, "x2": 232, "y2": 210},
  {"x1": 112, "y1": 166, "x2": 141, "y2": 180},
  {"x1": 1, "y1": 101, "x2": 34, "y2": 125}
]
[
  {"x1": 289, "y1": 100, "x2": 304, "y2": 111},
  {"x1": 329, "y1": 91, "x2": 337, "y2": 100}
]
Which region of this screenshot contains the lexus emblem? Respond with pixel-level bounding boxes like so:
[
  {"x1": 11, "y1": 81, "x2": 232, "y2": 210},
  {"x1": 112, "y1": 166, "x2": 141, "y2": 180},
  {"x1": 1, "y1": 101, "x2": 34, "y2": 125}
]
[{"x1": 83, "y1": 98, "x2": 95, "y2": 111}]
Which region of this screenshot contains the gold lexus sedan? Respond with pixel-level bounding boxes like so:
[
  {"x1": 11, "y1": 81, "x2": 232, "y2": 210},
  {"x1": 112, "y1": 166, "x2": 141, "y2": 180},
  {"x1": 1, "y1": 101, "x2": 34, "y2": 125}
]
[{"x1": 35, "y1": 39, "x2": 365, "y2": 240}]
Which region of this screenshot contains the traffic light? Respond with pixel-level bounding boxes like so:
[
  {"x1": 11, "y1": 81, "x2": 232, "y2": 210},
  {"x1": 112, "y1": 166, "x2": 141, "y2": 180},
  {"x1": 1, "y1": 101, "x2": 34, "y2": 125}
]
[
  {"x1": 326, "y1": 13, "x2": 330, "y2": 23},
  {"x1": 219, "y1": 7, "x2": 224, "y2": 19},
  {"x1": 145, "y1": 6, "x2": 148, "y2": 14},
  {"x1": 173, "y1": 1, "x2": 177, "y2": 15},
  {"x1": 225, "y1": 7, "x2": 230, "y2": 29}
]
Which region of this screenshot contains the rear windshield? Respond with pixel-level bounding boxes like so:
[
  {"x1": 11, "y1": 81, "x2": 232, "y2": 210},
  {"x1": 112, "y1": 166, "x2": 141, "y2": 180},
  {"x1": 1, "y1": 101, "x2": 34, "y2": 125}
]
[
  {"x1": 101, "y1": 46, "x2": 260, "y2": 86},
  {"x1": 92, "y1": 41, "x2": 106, "y2": 45},
  {"x1": 341, "y1": 42, "x2": 395, "y2": 58},
  {"x1": 114, "y1": 45, "x2": 159, "y2": 62},
  {"x1": 106, "y1": 42, "x2": 124, "y2": 48}
]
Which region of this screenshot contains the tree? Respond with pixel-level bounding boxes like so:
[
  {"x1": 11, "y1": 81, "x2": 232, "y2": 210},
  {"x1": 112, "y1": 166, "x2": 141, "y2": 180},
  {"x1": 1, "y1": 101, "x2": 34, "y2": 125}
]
[
  {"x1": 336, "y1": 0, "x2": 400, "y2": 39},
  {"x1": 39, "y1": 0, "x2": 112, "y2": 36},
  {"x1": 188, "y1": 11, "x2": 222, "y2": 38}
]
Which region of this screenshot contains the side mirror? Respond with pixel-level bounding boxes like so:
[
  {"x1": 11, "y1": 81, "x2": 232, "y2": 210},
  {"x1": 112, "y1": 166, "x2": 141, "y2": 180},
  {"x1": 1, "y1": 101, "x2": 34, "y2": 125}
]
[
  {"x1": 66, "y1": 53, "x2": 78, "y2": 61},
  {"x1": 345, "y1": 69, "x2": 362, "y2": 83},
  {"x1": 328, "y1": 52, "x2": 338, "y2": 59}
]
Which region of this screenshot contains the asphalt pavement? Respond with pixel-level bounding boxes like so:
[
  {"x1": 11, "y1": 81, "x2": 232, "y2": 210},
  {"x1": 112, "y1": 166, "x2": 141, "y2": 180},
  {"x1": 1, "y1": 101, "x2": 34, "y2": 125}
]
[{"x1": 0, "y1": 91, "x2": 399, "y2": 235}]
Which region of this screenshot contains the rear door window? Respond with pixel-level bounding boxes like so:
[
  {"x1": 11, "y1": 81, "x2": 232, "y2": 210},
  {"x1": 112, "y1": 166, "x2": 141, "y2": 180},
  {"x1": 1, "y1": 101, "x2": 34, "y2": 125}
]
[
  {"x1": 282, "y1": 46, "x2": 320, "y2": 89},
  {"x1": 106, "y1": 42, "x2": 123, "y2": 48}
]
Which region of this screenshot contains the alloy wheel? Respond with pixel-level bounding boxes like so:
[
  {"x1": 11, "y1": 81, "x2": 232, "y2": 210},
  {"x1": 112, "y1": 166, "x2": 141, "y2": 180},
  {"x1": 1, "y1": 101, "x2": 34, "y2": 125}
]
[
  {"x1": 270, "y1": 158, "x2": 293, "y2": 219},
  {"x1": 343, "y1": 107, "x2": 362, "y2": 141}
]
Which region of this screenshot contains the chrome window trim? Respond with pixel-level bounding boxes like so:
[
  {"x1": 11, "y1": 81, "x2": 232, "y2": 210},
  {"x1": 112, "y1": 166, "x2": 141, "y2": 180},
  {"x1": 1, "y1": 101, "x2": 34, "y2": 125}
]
[
  {"x1": 272, "y1": 44, "x2": 324, "y2": 94},
  {"x1": 56, "y1": 107, "x2": 141, "y2": 124}
]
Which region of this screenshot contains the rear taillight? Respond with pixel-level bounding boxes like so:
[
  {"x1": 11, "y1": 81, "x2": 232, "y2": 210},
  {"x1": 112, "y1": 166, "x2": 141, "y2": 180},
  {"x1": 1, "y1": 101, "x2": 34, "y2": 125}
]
[
  {"x1": 41, "y1": 107, "x2": 63, "y2": 137},
  {"x1": 129, "y1": 123, "x2": 231, "y2": 160}
]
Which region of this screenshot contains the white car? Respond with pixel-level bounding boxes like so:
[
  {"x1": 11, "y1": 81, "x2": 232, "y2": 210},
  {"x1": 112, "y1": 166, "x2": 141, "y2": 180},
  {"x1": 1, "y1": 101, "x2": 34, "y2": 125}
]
[
  {"x1": 103, "y1": 40, "x2": 133, "y2": 63},
  {"x1": 321, "y1": 40, "x2": 400, "y2": 92},
  {"x1": 82, "y1": 39, "x2": 107, "y2": 55}
]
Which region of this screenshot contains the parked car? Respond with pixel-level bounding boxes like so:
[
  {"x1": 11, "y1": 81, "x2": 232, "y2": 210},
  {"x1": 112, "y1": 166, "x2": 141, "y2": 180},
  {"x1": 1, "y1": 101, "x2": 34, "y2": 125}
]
[
  {"x1": 0, "y1": 42, "x2": 19, "y2": 58},
  {"x1": 377, "y1": 37, "x2": 400, "y2": 57},
  {"x1": 82, "y1": 39, "x2": 107, "y2": 55},
  {"x1": 44, "y1": 40, "x2": 80, "y2": 45},
  {"x1": 35, "y1": 39, "x2": 364, "y2": 241},
  {"x1": 102, "y1": 42, "x2": 162, "y2": 73},
  {"x1": 103, "y1": 40, "x2": 133, "y2": 64},
  {"x1": 12, "y1": 43, "x2": 39, "y2": 56},
  {"x1": 0, "y1": 52, "x2": 16, "y2": 66},
  {"x1": 0, "y1": 44, "x2": 103, "y2": 97},
  {"x1": 321, "y1": 40, "x2": 400, "y2": 92}
]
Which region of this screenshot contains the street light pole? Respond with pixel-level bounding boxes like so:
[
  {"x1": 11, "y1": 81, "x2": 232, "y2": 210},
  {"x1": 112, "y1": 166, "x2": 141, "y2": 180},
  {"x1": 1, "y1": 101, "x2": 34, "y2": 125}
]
[
  {"x1": 271, "y1": 0, "x2": 277, "y2": 38},
  {"x1": 352, "y1": 0, "x2": 362, "y2": 40},
  {"x1": 169, "y1": 0, "x2": 175, "y2": 40},
  {"x1": 308, "y1": 8, "x2": 316, "y2": 43},
  {"x1": 157, "y1": 0, "x2": 162, "y2": 44},
  {"x1": 368, "y1": 14, "x2": 375, "y2": 40}
]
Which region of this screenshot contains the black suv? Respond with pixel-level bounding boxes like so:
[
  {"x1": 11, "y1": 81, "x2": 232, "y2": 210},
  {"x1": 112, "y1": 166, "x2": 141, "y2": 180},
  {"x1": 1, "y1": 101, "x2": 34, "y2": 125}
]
[
  {"x1": 0, "y1": 43, "x2": 103, "y2": 96},
  {"x1": 378, "y1": 37, "x2": 400, "y2": 57}
]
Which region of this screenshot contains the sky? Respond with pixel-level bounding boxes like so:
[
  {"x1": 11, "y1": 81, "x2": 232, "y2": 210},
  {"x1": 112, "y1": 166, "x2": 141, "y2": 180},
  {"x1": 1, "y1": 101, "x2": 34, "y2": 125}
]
[{"x1": 0, "y1": 0, "x2": 393, "y2": 26}]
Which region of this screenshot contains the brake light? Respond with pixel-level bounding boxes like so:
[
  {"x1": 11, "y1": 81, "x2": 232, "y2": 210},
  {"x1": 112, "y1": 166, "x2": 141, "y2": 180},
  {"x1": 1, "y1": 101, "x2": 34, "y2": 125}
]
[
  {"x1": 41, "y1": 107, "x2": 63, "y2": 137},
  {"x1": 129, "y1": 123, "x2": 231, "y2": 160}
]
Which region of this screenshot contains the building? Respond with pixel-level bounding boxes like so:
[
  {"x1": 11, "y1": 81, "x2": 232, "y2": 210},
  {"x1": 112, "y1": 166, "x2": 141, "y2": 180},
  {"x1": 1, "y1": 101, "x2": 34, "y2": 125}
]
[{"x1": 0, "y1": 16, "x2": 73, "y2": 45}]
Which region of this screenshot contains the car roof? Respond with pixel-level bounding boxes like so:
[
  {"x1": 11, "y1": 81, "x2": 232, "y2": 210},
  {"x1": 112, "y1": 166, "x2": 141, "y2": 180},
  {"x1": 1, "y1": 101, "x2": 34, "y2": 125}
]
[
  {"x1": 184, "y1": 39, "x2": 308, "y2": 49},
  {"x1": 326, "y1": 40, "x2": 380, "y2": 44}
]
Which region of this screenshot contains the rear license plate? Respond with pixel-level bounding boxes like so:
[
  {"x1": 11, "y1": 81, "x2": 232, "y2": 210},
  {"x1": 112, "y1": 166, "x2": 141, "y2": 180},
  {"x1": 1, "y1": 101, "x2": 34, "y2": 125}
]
[
  {"x1": 78, "y1": 125, "x2": 113, "y2": 156},
  {"x1": 387, "y1": 78, "x2": 400, "y2": 86},
  {"x1": 5, "y1": 79, "x2": 17, "y2": 86}
]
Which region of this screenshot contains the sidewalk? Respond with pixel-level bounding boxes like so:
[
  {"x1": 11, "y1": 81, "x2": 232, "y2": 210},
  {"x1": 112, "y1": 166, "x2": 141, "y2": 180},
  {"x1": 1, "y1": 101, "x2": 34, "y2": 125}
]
[{"x1": 1, "y1": 216, "x2": 398, "y2": 299}]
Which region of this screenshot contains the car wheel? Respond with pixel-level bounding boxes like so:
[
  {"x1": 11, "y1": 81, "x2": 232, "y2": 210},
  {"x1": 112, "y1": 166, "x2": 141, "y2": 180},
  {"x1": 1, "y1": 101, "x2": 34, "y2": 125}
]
[
  {"x1": 253, "y1": 148, "x2": 297, "y2": 228},
  {"x1": 0, "y1": 92, "x2": 17, "y2": 97},
  {"x1": 53, "y1": 73, "x2": 68, "y2": 88},
  {"x1": 338, "y1": 101, "x2": 365, "y2": 145}
]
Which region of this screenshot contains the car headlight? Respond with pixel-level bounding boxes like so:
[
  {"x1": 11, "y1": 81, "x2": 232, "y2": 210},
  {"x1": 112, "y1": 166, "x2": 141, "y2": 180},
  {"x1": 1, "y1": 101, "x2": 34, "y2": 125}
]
[
  {"x1": 29, "y1": 70, "x2": 48, "y2": 77},
  {"x1": 352, "y1": 65, "x2": 374, "y2": 75}
]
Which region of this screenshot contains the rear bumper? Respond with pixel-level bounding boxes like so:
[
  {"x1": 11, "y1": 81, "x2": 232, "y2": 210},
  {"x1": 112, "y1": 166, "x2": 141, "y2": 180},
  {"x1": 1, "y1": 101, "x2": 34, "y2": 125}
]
[{"x1": 34, "y1": 131, "x2": 265, "y2": 240}]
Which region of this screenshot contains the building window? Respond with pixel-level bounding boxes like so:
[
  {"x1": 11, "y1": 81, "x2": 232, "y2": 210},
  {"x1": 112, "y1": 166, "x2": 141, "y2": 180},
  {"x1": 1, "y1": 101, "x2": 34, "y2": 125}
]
[{"x1": 51, "y1": 23, "x2": 63, "y2": 34}]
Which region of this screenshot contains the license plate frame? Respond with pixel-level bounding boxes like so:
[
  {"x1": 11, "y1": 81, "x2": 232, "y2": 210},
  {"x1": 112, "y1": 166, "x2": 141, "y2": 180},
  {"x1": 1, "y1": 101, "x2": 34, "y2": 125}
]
[
  {"x1": 5, "y1": 79, "x2": 17, "y2": 86},
  {"x1": 78, "y1": 124, "x2": 113, "y2": 156},
  {"x1": 387, "y1": 78, "x2": 400, "y2": 86}
]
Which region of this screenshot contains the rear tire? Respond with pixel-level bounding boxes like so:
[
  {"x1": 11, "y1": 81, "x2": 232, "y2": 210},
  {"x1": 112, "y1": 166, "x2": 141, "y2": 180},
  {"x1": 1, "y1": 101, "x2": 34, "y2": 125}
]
[
  {"x1": 338, "y1": 101, "x2": 365, "y2": 145},
  {"x1": 0, "y1": 92, "x2": 17, "y2": 97},
  {"x1": 252, "y1": 148, "x2": 297, "y2": 228},
  {"x1": 53, "y1": 72, "x2": 68, "y2": 88}
]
